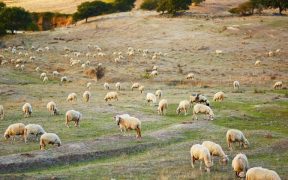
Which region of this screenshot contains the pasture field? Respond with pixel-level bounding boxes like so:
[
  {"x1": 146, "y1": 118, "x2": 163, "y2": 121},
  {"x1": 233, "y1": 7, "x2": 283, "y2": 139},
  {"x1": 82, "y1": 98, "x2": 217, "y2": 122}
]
[{"x1": 0, "y1": 9, "x2": 288, "y2": 179}]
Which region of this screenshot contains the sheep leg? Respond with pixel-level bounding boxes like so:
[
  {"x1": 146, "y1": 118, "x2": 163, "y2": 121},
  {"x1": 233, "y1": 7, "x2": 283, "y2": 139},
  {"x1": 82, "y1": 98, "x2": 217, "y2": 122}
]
[
  {"x1": 191, "y1": 156, "x2": 195, "y2": 168},
  {"x1": 136, "y1": 127, "x2": 141, "y2": 138},
  {"x1": 184, "y1": 109, "x2": 187, "y2": 116},
  {"x1": 199, "y1": 161, "x2": 202, "y2": 170}
]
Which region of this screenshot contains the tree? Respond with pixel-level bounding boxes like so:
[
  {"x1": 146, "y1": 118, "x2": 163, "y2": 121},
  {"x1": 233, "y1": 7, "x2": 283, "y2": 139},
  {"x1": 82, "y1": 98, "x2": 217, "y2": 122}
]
[
  {"x1": 140, "y1": 0, "x2": 158, "y2": 10},
  {"x1": 0, "y1": 2, "x2": 6, "y2": 11},
  {"x1": 156, "y1": 0, "x2": 192, "y2": 15},
  {"x1": 113, "y1": 0, "x2": 136, "y2": 12},
  {"x1": 0, "y1": 7, "x2": 32, "y2": 34},
  {"x1": 261, "y1": 0, "x2": 288, "y2": 15}
]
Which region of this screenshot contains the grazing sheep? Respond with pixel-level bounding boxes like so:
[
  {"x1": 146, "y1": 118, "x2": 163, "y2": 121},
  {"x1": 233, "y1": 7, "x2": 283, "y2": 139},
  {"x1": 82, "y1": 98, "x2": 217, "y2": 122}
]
[
  {"x1": 155, "y1": 90, "x2": 162, "y2": 99},
  {"x1": 202, "y1": 141, "x2": 229, "y2": 164},
  {"x1": 146, "y1": 93, "x2": 157, "y2": 104},
  {"x1": 190, "y1": 94, "x2": 210, "y2": 106},
  {"x1": 61, "y1": 76, "x2": 68, "y2": 83},
  {"x1": 40, "y1": 73, "x2": 47, "y2": 79},
  {"x1": 4, "y1": 123, "x2": 25, "y2": 142},
  {"x1": 157, "y1": 99, "x2": 168, "y2": 115},
  {"x1": 190, "y1": 144, "x2": 213, "y2": 172},
  {"x1": 152, "y1": 65, "x2": 158, "y2": 71},
  {"x1": 139, "y1": 85, "x2": 145, "y2": 93},
  {"x1": 255, "y1": 60, "x2": 261, "y2": 66},
  {"x1": 52, "y1": 71, "x2": 60, "y2": 77},
  {"x1": 20, "y1": 64, "x2": 25, "y2": 71},
  {"x1": 115, "y1": 116, "x2": 141, "y2": 138},
  {"x1": 40, "y1": 133, "x2": 61, "y2": 150},
  {"x1": 215, "y1": 50, "x2": 223, "y2": 55},
  {"x1": 150, "y1": 70, "x2": 158, "y2": 77},
  {"x1": 131, "y1": 82, "x2": 140, "y2": 91},
  {"x1": 0, "y1": 105, "x2": 4, "y2": 119},
  {"x1": 22, "y1": 103, "x2": 32, "y2": 117},
  {"x1": 176, "y1": 100, "x2": 191, "y2": 115},
  {"x1": 268, "y1": 51, "x2": 274, "y2": 57},
  {"x1": 43, "y1": 76, "x2": 48, "y2": 83},
  {"x1": 47, "y1": 101, "x2": 59, "y2": 115},
  {"x1": 67, "y1": 93, "x2": 77, "y2": 102},
  {"x1": 233, "y1": 81, "x2": 240, "y2": 89},
  {"x1": 83, "y1": 91, "x2": 91, "y2": 102},
  {"x1": 65, "y1": 110, "x2": 82, "y2": 128},
  {"x1": 213, "y1": 91, "x2": 225, "y2": 102},
  {"x1": 87, "y1": 82, "x2": 92, "y2": 89},
  {"x1": 104, "y1": 91, "x2": 118, "y2": 102},
  {"x1": 246, "y1": 167, "x2": 281, "y2": 180},
  {"x1": 104, "y1": 82, "x2": 110, "y2": 90},
  {"x1": 193, "y1": 104, "x2": 214, "y2": 120},
  {"x1": 24, "y1": 124, "x2": 46, "y2": 143},
  {"x1": 273, "y1": 81, "x2": 283, "y2": 89},
  {"x1": 226, "y1": 129, "x2": 249, "y2": 150},
  {"x1": 115, "y1": 82, "x2": 121, "y2": 90},
  {"x1": 186, "y1": 73, "x2": 195, "y2": 80},
  {"x1": 232, "y1": 153, "x2": 249, "y2": 178}
]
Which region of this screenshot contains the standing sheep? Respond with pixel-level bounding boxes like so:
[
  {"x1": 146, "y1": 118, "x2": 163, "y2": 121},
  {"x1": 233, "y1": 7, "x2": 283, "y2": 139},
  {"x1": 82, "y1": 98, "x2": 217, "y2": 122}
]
[
  {"x1": 213, "y1": 91, "x2": 225, "y2": 102},
  {"x1": 4, "y1": 123, "x2": 25, "y2": 142},
  {"x1": 47, "y1": 101, "x2": 59, "y2": 115},
  {"x1": 190, "y1": 94, "x2": 210, "y2": 106},
  {"x1": 246, "y1": 167, "x2": 281, "y2": 180},
  {"x1": 0, "y1": 105, "x2": 4, "y2": 119},
  {"x1": 40, "y1": 73, "x2": 47, "y2": 79},
  {"x1": 61, "y1": 76, "x2": 68, "y2": 83},
  {"x1": 232, "y1": 153, "x2": 249, "y2": 178},
  {"x1": 226, "y1": 129, "x2": 249, "y2": 150},
  {"x1": 176, "y1": 100, "x2": 191, "y2": 115},
  {"x1": 273, "y1": 81, "x2": 283, "y2": 89},
  {"x1": 202, "y1": 141, "x2": 229, "y2": 164},
  {"x1": 157, "y1": 99, "x2": 168, "y2": 115},
  {"x1": 116, "y1": 116, "x2": 141, "y2": 138},
  {"x1": 131, "y1": 82, "x2": 140, "y2": 91},
  {"x1": 104, "y1": 92, "x2": 118, "y2": 102},
  {"x1": 139, "y1": 85, "x2": 145, "y2": 93},
  {"x1": 65, "y1": 110, "x2": 82, "y2": 128},
  {"x1": 186, "y1": 73, "x2": 195, "y2": 80},
  {"x1": 155, "y1": 90, "x2": 162, "y2": 99},
  {"x1": 67, "y1": 93, "x2": 77, "y2": 102},
  {"x1": 22, "y1": 103, "x2": 32, "y2": 117},
  {"x1": 233, "y1": 81, "x2": 240, "y2": 89},
  {"x1": 83, "y1": 91, "x2": 91, "y2": 102},
  {"x1": 40, "y1": 133, "x2": 61, "y2": 150},
  {"x1": 104, "y1": 82, "x2": 110, "y2": 90},
  {"x1": 190, "y1": 144, "x2": 213, "y2": 172},
  {"x1": 87, "y1": 82, "x2": 92, "y2": 89},
  {"x1": 24, "y1": 124, "x2": 46, "y2": 143},
  {"x1": 115, "y1": 82, "x2": 121, "y2": 90},
  {"x1": 192, "y1": 104, "x2": 214, "y2": 120},
  {"x1": 146, "y1": 93, "x2": 157, "y2": 104},
  {"x1": 255, "y1": 60, "x2": 261, "y2": 66}
]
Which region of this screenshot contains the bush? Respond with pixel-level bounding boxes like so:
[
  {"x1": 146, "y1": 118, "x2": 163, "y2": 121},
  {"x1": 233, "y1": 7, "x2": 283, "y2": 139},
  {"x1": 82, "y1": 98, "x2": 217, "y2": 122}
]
[
  {"x1": 157, "y1": 0, "x2": 192, "y2": 15},
  {"x1": 95, "y1": 65, "x2": 106, "y2": 80},
  {"x1": 141, "y1": 0, "x2": 158, "y2": 10},
  {"x1": 229, "y1": 0, "x2": 263, "y2": 16},
  {"x1": 113, "y1": 0, "x2": 136, "y2": 12}
]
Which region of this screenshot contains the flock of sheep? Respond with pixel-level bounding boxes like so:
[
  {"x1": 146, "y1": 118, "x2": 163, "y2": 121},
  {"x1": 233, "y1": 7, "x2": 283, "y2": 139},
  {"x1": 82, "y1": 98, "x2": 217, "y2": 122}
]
[{"x1": 0, "y1": 43, "x2": 284, "y2": 179}]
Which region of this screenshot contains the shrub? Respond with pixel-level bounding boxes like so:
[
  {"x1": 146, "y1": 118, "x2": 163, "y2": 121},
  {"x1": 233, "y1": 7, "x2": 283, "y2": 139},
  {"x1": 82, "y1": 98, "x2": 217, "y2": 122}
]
[
  {"x1": 113, "y1": 0, "x2": 136, "y2": 12},
  {"x1": 95, "y1": 65, "x2": 106, "y2": 80},
  {"x1": 156, "y1": 0, "x2": 192, "y2": 15},
  {"x1": 141, "y1": 0, "x2": 158, "y2": 10}
]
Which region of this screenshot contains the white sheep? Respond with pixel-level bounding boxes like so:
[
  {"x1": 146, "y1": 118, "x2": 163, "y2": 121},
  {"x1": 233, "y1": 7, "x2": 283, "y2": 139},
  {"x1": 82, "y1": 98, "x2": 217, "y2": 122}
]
[
  {"x1": 115, "y1": 115, "x2": 141, "y2": 138},
  {"x1": 65, "y1": 110, "x2": 82, "y2": 128},
  {"x1": 104, "y1": 91, "x2": 118, "y2": 102},
  {"x1": 43, "y1": 76, "x2": 48, "y2": 83},
  {"x1": 115, "y1": 82, "x2": 121, "y2": 90},
  {"x1": 52, "y1": 71, "x2": 60, "y2": 77},
  {"x1": 226, "y1": 129, "x2": 249, "y2": 150},
  {"x1": 104, "y1": 82, "x2": 110, "y2": 90},
  {"x1": 146, "y1": 93, "x2": 157, "y2": 104},
  {"x1": 268, "y1": 51, "x2": 274, "y2": 57},
  {"x1": 150, "y1": 70, "x2": 158, "y2": 77},
  {"x1": 61, "y1": 76, "x2": 68, "y2": 83},
  {"x1": 176, "y1": 100, "x2": 191, "y2": 115},
  {"x1": 87, "y1": 82, "x2": 92, "y2": 89},
  {"x1": 20, "y1": 64, "x2": 25, "y2": 71},
  {"x1": 213, "y1": 91, "x2": 225, "y2": 102},
  {"x1": 273, "y1": 81, "x2": 283, "y2": 89},
  {"x1": 22, "y1": 103, "x2": 32, "y2": 117},
  {"x1": 131, "y1": 82, "x2": 140, "y2": 91},
  {"x1": 246, "y1": 167, "x2": 281, "y2": 180},
  {"x1": 186, "y1": 73, "x2": 195, "y2": 80},
  {"x1": 233, "y1": 81, "x2": 240, "y2": 89},
  {"x1": 83, "y1": 91, "x2": 91, "y2": 102},
  {"x1": 155, "y1": 90, "x2": 162, "y2": 99},
  {"x1": 67, "y1": 93, "x2": 77, "y2": 102},
  {"x1": 24, "y1": 124, "x2": 46, "y2": 143},
  {"x1": 255, "y1": 60, "x2": 261, "y2": 66},
  {"x1": 139, "y1": 85, "x2": 145, "y2": 93},
  {"x1": 0, "y1": 105, "x2": 4, "y2": 119},
  {"x1": 40, "y1": 72, "x2": 47, "y2": 79},
  {"x1": 202, "y1": 141, "x2": 229, "y2": 164},
  {"x1": 157, "y1": 99, "x2": 168, "y2": 115},
  {"x1": 232, "y1": 153, "x2": 249, "y2": 178},
  {"x1": 4, "y1": 123, "x2": 25, "y2": 142},
  {"x1": 47, "y1": 101, "x2": 59, "y2": 115},
  {"x1": 190, "y1": 94, "x2": 210, "y2": 106},
  {"x1": 35, "y1": 67, "x2": 40, "y2": 72},
  {"x1": 192, "y1": 103, "x2": 214, "y2": 120},
  {"x1": 190, "y1": 144, "x2": 213, "y2": 172},
  {"x1": 40, "y1": 133, "x2": 61, "y2": 150},
  {"x1": 215, "y1": 50, "x2": 223, "y2": 55},
  {"x1": 152, "y1": 65, "x2": 158, "y2": 71}
]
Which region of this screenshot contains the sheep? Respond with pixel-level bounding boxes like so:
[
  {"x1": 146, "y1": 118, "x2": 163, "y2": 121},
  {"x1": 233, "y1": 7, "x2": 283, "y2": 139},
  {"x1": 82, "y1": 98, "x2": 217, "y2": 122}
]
[
  {"x1": 40, "y1": 73, "x2": 47, "y2": 79},
  {"x1": 192, "y1": 103, "x2": 214, "y2": 120},
  {"x1": 67, "y1": 93, "x2": 77, "y2": 102},
  {"x1": 24, "y1": 124, "x2": 46, "y2": 143},
  {"x1": 150, "y1": 70, "x2": 158, "y2": 77},
  {"x1": 30, "y1": 56, "x2": 36, "y2": 61},
  {"x1": 83, "y1": 91, "x2": 91, "y2": 102},
  {"x1": 190, "y1": 144, "x2": 213, "y2": 172},
  {"x1": 22, "y1": 103, "x2": 32, "y2": 117},
  {"x1": 65, "y1": 110, "x2": 82, "y2": 128},
  {"x1": 43, "y1": 76, "x2": 48, "y2": 83},
  {"x1": 152, "y1": 65, "x2": 158, "y2": 71},
  {"x1": 47, "y1": 101, "x2": 59, "y2": 115},
  {"x1": 4, "y1": 123, "x2": 25, "y2": 142},
  {"x1": 233, "y1": 81, "x2": 240, "y2": 89},
  {"x1": 52, "y1": 71, "x2": 60, "y2": 77},
  {"x1": 20, "y1": 64, "x2": 25, "y2": 71},
  {"x1": 115, "y1": 115, "x2": 141, "y2": 138},
  {"x1": 155, "y1": 90, "x2": 162, "y2": 99},
  {"x1": 202, "y1": 141, "x2": 229, "y2": 164},
  {"x1": 104, "y1": 91, "x2": 118, "y2": 102},
  {"x1": 115, "y1": 82, "x2": 121, "y2": 90},
  {"x1": 268, "y1": 51, "x2": 274, "y2": 57},
  {"x1": 157, "y1": 99, "x2": 168, "y2": 115},
  {"x1": 87, "y1": 82, "x2": 92, "y2": 89},
  {"x1": 246, "y1": 167, "x2": 281, "y2": 180},
  {"x1": 186, "y1": 73, "x2": 195, "y2": 80},
  {"x1": 213, "y1": 91, "x2": 225, "y2": 102},
  {"x1": 232, "y1": 153, "x2": 249, "y2": 178},
  {"x1": 139, "y1": 85, "x2": 145, "y2": 93},
  {"x1": 40, "y1": 133, "x2": 61, "y2": 150},
  {"x1": 35, "y1": 67, "x2": 40, "y2": 72},
  {"x1": 61, "y1": 76, "x2": 68, "y2": 83},
  {"x1": 0, "y1": 105, "x2": 4, "y2": 119},
  {"x1": 146, "y1": 93, "x2": 157, "y2": 104},
  {"x1": 190, "y1": 94, "x2": 210, "y2": 106},
  {"x1": 176, "y1": 100, "x2": 191, "y2": 115},
  {"x1": 273, "y1": 81, "x2": 283, "y2": 89},
  {"x1": 226, "y1": 129, "x2": 249, "y2": 150},
  {"x1": 215, "y1": 50, "x2": 223, "y2": 55},
  {"x1": 131, "y1": 82, "x2": 140, "y2": 91},
  {"x1": 104, "y1": 82, "x2": 110, "y2": 90},
  {"x1": 255, "y1": 60, "x2": 261, "y2": 66}
]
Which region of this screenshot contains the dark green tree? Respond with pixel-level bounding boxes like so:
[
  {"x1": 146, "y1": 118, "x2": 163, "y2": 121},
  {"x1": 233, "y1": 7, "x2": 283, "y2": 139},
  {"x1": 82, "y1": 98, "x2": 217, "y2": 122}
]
[
  {"x1": 156, "y1": 0, "x2": 192, "y2": 15},
  {"x1": 0, "y1": 2, "x2": 6, "y2": 11},
  {"x1": 140, "y1": 0, "x2": 158, "y2": 10},
  {"x1": 261, "y1": 0, "x2": 288, "y2": 14},
  {"x1": 113, "y1": 0, "x2": 136, "y2": 12}
]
